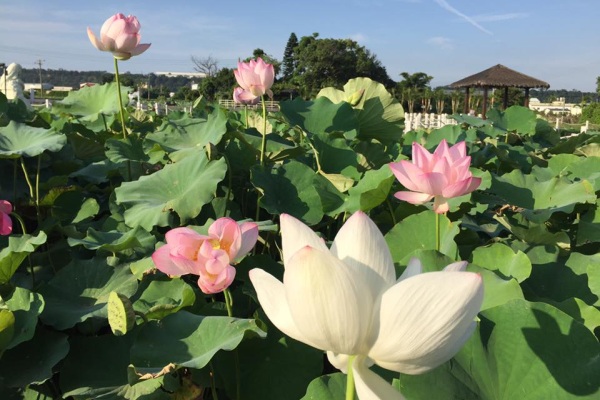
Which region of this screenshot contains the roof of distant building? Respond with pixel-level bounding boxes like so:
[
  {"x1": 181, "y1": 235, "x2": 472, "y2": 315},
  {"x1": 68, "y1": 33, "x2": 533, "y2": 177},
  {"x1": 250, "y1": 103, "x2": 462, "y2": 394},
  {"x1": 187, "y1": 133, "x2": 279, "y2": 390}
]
[{"x1": 154, "y1": 71, "x2": 207, "y2": 78}]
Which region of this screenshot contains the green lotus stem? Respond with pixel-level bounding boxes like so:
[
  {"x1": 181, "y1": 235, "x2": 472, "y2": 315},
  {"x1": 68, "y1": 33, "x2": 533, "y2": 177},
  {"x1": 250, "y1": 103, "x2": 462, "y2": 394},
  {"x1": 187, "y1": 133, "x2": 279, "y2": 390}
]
[
  {"x1": 244, "y1": 105, "x2": 248, "y2": 129},
  {"x1": 35, "y1": 155, "x2": 41, "y2": 212},
  {"x1": 113, "y1": 57, "x2": 132, "y2": 181},
  {"x1": 209, "y1": 362, "x2": 220, "y2": 400},
  {"x1": 345, "y1": 356, "x2": 356, "y2": 400},
  {"x1": 386, "y1": 198, "x2": 397, "y2": 225},
  {"x1": 19, "y1": 158, "x2": 34, "y2": 201},
  {"x1": 11, "y1": 212, "x2": 27, "y2": 235},
  {"x1": 435, "y1": 212, "x2": 441, "y2": 252},
  {"x1": 259, "y1": 95, "x2": 267, "y2": 166},
  {"x1": 12, "y1": 159, "x2": 17, "y2": 211},
  {"x1": 134, "y1": 311, "x2": 149, "y2": 325},
  {"x1": 224, "y1": 288, "x2": 234, "y2": 317},
  {"x1": 223, "y1": 288, "x2": 241, "y2": 400}
]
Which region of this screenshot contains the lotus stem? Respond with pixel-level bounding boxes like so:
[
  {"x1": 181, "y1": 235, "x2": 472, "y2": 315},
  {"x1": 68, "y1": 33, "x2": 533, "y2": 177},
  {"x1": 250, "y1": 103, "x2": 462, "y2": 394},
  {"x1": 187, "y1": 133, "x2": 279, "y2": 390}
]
[
  {"x1": 113, "y1": 57, "x2": 132, "y2": 181},
  {"x1": 345, "y1": 356, "x2": 356, "y2": 400},
  {"x1": 259, "y1": 95, "x2": 267, "y2": 166},
  {"x1": 435, "y1": 212, "x2": 441, "y2": 252}
]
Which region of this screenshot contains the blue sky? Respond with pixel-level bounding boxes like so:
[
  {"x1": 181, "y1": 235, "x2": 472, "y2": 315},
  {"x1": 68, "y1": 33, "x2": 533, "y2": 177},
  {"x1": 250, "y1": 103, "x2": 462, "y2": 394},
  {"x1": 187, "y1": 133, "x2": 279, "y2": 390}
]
[{"x1": 1, "y1": 0, "x2": 598, "y2": 91}]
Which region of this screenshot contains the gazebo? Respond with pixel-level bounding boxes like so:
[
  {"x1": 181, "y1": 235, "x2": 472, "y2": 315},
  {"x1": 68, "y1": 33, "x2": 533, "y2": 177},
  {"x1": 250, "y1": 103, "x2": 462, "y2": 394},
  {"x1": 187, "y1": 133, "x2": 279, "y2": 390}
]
[{"x1": 450, "y1": 64, "x2": 550, "y2": 118}]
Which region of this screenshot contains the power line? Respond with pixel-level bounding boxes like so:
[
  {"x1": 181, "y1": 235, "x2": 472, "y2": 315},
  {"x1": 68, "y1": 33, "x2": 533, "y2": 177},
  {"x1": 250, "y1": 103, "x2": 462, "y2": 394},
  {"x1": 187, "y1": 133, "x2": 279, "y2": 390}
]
[{"x1": 35, "y1": 58, "x2": 45, "y2": 96}]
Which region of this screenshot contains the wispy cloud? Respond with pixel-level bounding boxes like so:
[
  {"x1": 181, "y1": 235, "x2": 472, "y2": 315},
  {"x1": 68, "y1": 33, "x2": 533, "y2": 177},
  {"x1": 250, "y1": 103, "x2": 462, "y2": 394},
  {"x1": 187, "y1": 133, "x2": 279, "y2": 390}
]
[
  {"x1": 427, "y1": 36, "x2": 454, "y2": 50},
  {"x1": 433, "y1": 0, "x2": 493, "y2": 35},
  {"x1": 471, "y1": 13, "x2": 528, "y2": 22}
]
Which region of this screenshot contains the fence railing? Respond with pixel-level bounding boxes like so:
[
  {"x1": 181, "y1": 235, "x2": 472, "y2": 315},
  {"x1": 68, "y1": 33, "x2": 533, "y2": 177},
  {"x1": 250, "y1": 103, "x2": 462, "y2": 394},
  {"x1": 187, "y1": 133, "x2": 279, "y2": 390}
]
[
  {"x1": 218, "y1": 99, "x2": 280, "y2": 112},
  {"x1": 403, "y1": 113, "x2": 459, "y2": 133}
]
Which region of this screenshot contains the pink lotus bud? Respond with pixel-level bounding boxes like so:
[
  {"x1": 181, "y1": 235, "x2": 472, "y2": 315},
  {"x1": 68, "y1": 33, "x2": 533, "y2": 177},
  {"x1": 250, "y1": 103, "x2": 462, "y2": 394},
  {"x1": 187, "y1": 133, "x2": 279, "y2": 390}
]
[
  {"x1": 0, "y1": 200, "x2": 12, "y2": 236},
  {"x1": 208, "y1": 218, "x2": 258, "y2": 261},
  {"x1": 234, "y1": 58, "x2": 274, "y2": 99},
  {"x1": 389, "y1": 140, "x2": 481, "y2": 214},
  {"x1": 87, "y1": 13, "x2": 151, "y2": 60},
  {"x1": 233, "y1": 87, "x2": 260, "y2": 105},
  {"x1": 196, "y1": 241, "x2": 236, "y2": 294}
]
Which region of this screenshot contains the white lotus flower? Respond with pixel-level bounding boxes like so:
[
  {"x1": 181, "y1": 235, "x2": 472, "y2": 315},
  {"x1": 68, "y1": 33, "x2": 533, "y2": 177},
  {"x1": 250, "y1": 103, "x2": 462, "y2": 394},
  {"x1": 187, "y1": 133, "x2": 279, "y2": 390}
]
[{"x1": 249, "y1": 211, "x2": 484, "y2": 399}]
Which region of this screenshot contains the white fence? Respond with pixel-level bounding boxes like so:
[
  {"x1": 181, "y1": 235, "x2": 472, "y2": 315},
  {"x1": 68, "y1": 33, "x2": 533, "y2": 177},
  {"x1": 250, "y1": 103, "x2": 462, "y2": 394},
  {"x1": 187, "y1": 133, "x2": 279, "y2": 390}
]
[{"x1": 403, "y1": 113, "x2": 459, "y2": 133}]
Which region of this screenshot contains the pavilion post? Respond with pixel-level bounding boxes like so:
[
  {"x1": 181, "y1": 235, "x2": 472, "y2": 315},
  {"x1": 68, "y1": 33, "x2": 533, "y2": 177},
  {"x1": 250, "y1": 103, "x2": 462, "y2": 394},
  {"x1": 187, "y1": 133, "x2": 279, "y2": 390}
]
[
  {"x1": 503, "y1": 87, "x2": 509, "y2": 110},
  {"x1": 524, "y1": 88, "x2": 530, "y2": 108},
  {"x1": 464, "y1": 87, "x2": 470, "y2": 114},
  {"x1": 482, "y1": 87, "x2": 488, "y2": 119}
]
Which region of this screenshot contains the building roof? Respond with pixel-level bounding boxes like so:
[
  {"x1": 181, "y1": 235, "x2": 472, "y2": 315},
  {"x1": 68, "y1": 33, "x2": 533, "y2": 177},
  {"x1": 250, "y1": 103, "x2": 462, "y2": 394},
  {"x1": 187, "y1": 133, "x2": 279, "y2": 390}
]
[{"x1": 450, "y1": 64, "x2": 550, "y2": 89}]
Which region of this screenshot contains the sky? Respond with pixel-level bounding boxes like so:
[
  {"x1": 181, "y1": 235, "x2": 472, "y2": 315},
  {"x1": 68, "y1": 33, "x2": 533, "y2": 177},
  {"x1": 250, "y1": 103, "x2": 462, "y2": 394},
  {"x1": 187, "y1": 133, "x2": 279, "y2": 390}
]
[{"x1": 1, "y1": 0, "x2": 598, "y2": 92}]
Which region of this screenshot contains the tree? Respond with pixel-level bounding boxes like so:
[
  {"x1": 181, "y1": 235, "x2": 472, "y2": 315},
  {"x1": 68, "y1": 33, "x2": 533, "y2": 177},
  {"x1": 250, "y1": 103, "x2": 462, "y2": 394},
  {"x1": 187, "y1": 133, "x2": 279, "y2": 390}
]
[
  {"x1": 397, "y1": 72, "x2": 433, "y2": 92},
  {"x1": 433, "y1": 88, "x2": 446, "y2": 114},
  {"x1": 198, "y1": 67, "x2": 236, "y2": 101},
  {"x1": 281, "y1": 32, "x2": 298, "y2": 82},
  {"x1": 191, "y1": 55, "x2": 219, "y2": 77},
  {"x1": 292, "y1": 34, "x2": 394, "y2": 97}
]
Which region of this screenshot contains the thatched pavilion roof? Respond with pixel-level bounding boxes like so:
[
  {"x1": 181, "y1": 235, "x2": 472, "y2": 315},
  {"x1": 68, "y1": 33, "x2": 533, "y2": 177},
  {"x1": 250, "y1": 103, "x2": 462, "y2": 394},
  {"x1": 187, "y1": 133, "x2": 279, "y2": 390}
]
[{"x1": 450, "y1": 64, "x2": 550, "y2": 89}]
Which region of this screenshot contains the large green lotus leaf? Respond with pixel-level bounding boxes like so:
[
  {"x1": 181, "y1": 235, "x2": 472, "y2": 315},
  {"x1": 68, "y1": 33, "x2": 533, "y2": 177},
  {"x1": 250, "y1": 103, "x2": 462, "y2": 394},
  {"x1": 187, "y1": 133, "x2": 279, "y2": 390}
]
[
  {"x1": 0, "y1": 309, "x2": 15, "y2": 353},
  {"x1": 115, "y1": 152, "x2": 226, "y2": 230},
  {"x1": 312, "y1": 132, "x2": 360, "y2": 179},
  {"x1": 59, "y1": 333, "x2": 170, "y2": 399},
  {"x1": 0, "y1": 232, "x2": 47, "y2": 284},
  {"x1": 233, "y1": 129, "x2": 305, "y2": 164},
  {"x1": 471, "y1": 243, "x2": 532, "y2": 282},
  {"x1": 105, "y1": 135, "x2": 150, "y2": 164},
  {"x1": 251, "y1": 161, "x2": 325, "y2": 226},
  {"x1": 335, "y1": 164, "x2": 395, "y2": 214},
  {"x1": 587, "y1": 263, "x2": 600, "y2": 306},
  {"x1": 550, "y1": 297, "x2": 600, "y2": 334},
  {"x1": 491, "y1": 170, "x2": 596, "y2": 223},
  {"x1": 426, "y1": 124, "x2": 478, "y2": 147},
  {"x1": 67, "y1": 226, "x2": 154, "y2": 253},
  {"x1": 399, "y1": 300, "x2": 600, "y2": 399},
  {"x1": 130, "y1": 312, "x2": 266, "y2": 375},
  {"x1": 213, "y1": 327, "x2": 324, "y2": 400},
  {"x1": 536, "y1": 155, "x2": 600, "y2": 190},
  {"x1": 4, "y1": 287, "x2": 44, "y2": 349},
  {"x1": 463, "y1": 300, "x2": 599, "y2": 399},
  {"x1": 0, "y1": 326, "x2": 69, "y2": 388},
  {"x1": 485, "y1": 105, "x2": 538, "y2": 135},
  {"x1": 385, "y1": 210, "x2": 459, "y2": 262},
  {"x1": 133, "y1": 278, "x2": 195, "y2": 320},
  {"x1": 39, "y1": 258, "x2": 138, "y2": 330},
  {"x1": 70, "y1": 159, "x2": 122, "y2": 184},
  {"x1": 51, "y1": 190, "x2": 99, "y2": 224},
  {"x1": 577, "y1": 200, "x2": 600, "y2": 246},
  {"x1": 279, "y1": 97, "x2": 357, "y2": 136},
  {"x1": 51, "y1": 82, "x2": 128, "y2": 122},
  {"x1": 300, "y1": 373, "x2": 347, "y2": 400},
  {"x1": 0, "y1": 121, "x2": 66, "y2": 158},
  {"x1": 143, "y1": 109, "x2": 228, "y2": 162},
  {"x1": 318, "y1": 77, "x2": 404, "y2": 142}
]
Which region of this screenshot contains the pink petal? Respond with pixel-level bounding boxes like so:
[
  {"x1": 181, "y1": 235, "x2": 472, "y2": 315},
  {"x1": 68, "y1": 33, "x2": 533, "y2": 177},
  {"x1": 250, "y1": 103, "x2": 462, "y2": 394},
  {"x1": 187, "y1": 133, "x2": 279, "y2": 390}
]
[
  {"x1": 389, "y1": 161, "x2": 425, "y2": 192},
  {"x1": 411, "y1": 142, "x2": 434, "y2": 171},
  {"x1": 130, "y1": 43, "x2": 151, "y2": 57},
  {"x1": 0, "y1": 200, "x2": 12, "y2": 214},
  {"x1": 87, "y1": 27, "x2": 105, "y2": 51},
  {"x1": 236, "y1": 221, "x2": 258, "y2": 260},
  {"x1": 209, "y1": 218, "x2": 241, "y2": 259},
  {"x1": 0, "y1": 212, "x2": 12, "y2": 235},
  {"x1": 432, "y1": 197, "x2": 450, "y2": 214},
  {"x1": 393, "y1": 191, "x2": 433, "y2": 205},
  {"x1": 152, "y1": 245, "x2": 189, "y2": 276}
]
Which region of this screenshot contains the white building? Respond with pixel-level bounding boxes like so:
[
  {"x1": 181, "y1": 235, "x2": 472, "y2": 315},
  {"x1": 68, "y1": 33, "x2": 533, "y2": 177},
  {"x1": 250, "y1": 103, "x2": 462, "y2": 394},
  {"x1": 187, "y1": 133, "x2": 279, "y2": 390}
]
[{"x1": 529, "y1": 97, "x2": 582, "y2": 116}]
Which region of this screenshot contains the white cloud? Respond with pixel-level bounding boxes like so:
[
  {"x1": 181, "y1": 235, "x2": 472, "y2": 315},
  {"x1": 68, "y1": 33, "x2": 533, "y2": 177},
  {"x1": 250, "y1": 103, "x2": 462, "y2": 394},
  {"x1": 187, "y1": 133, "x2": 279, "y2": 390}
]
[
  {"x1": 427, "y1": 36, "x2": 454, "y2": 50},
  {"x1": 433, "y1": 0, "x2": 493, "y2": 35},
  {"x1": 472, "y1": 13, "x2": 528, "y2": 22}
]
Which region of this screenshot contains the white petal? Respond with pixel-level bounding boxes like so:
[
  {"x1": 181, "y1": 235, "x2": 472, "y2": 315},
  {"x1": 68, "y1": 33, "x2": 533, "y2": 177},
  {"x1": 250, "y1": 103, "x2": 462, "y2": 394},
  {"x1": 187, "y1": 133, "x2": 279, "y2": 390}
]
[
  {"x1": 284, "y1": 246, "x2": 374, "y2": 355},
  {"x1": 249, "y1": 268, "x2": 317, "y2": 347},
  {"x1": 327, "y1": 352, "x2": 350, "y2": 373},
  {"x1": 280, "y1": 214, "x2": 327, "y2": 266},
  {"x1": 397, "y1": 258, "x2": 422, "y2": 282},
  {"x1": 443, "y1": 261, "x2": 468, "y2": 272},
  {"x1": 369, "y1": 271, "x2": 483, "y2": 374},
  {"x1": 331, "y1": 211, "x2": 396, "y2": 293},
  {"x1": 353, "y1": 357, "x2": 406, "y2": 400}
]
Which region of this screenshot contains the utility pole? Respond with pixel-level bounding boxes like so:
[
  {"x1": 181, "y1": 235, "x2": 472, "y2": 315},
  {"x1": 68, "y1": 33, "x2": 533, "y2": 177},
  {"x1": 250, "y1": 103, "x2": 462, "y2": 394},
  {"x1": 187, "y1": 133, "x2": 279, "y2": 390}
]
[{"x1": 35, "y1": 59, "x2": 44, "y2": 97}]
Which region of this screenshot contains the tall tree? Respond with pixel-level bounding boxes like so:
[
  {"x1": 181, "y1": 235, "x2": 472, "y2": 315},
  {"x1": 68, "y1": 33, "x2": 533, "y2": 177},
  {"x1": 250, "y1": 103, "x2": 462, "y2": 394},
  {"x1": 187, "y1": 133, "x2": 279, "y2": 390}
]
[
  {"x1": 191, "y1": 55, "x2": 219, "y2": 77},
  {"x1": 281, "y1": 32, "x2": 298, "y2": 81},
  {"x1": 293, "y1": 34, "x2": 394, "y2": 97}
]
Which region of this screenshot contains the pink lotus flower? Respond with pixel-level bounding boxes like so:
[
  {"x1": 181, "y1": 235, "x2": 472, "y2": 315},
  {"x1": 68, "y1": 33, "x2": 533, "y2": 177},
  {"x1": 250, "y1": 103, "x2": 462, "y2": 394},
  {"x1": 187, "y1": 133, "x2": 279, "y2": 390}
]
[
  {"x1": 87, "y1": 13, "x2": 151, "y2": 60},
  {"x1": 234, "y1": 58, "x2": 274, "y2": 99},
  {"x1": 233, "y1": 87, "x2": 260, "y2": 105},
  {"x1": 389, "y1": 140, "x2": 481, "y2": 214},
  {"x1": 0, "y1": 200, "x2": 12, "y2": 236},
  {"x1": 152, "y1": 218, "x2": 258, "y2": 294}
]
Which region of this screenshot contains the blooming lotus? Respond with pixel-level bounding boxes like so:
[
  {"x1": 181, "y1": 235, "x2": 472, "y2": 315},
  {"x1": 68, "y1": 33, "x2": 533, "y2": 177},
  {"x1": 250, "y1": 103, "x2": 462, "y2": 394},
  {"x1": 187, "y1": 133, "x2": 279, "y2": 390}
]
[
  {"x1": 87, "y1": 13, "x2": 151, "y2": 60},
  {"x1": 234, "y1": 57, "x2": 274, "y2": 99},
  {"x1": 389, "y1": 140, "x2": 481, "y2": 214},
  {"x1": 249, "y1": 212, "x2": 483, "y2": 399},
  {"x1": 233, "y1": 87, "x2": 260, "y2": 105},
  {"x1": 152, "y1": 218, "x2": 258, "y2": 294},
  {"x1": 0, "y1": 200, "x2": 12, "y2": 235}
]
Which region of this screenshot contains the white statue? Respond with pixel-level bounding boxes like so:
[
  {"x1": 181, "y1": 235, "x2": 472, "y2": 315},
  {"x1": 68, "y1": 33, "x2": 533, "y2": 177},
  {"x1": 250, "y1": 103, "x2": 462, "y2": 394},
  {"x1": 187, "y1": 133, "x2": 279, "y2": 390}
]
[{"x1": 0, "y1": 63, "x2": 30, "y2": 106}]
